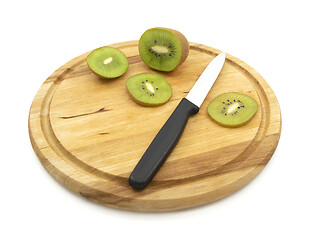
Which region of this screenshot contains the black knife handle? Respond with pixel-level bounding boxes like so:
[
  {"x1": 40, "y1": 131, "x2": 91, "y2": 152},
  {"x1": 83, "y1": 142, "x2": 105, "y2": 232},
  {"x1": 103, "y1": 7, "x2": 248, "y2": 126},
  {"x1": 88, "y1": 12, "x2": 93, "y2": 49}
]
[{"x1": 129, "y1": 98, "x2": 199, "y2": 190}]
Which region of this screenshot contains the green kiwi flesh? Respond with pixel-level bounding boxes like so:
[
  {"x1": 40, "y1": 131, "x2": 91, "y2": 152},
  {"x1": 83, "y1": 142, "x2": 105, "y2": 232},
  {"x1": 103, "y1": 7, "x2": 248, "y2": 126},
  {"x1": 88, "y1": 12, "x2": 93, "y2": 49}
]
[
  {"x1": 126, "y1": 73, "x2": 172, "y2": 106},
  {"x1": 138, "y1": 28, "x2": 189, "y2": 72},
  {"x1": 207, "y1": 92, "x2": 258, "y2": 127},
  {"x1": 87, "y1": 46, "x2": 128, "y2": 78}
]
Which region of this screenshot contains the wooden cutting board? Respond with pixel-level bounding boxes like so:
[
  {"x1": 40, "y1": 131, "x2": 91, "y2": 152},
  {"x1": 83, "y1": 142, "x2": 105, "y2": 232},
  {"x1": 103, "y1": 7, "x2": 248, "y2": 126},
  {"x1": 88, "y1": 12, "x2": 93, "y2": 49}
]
[{"x1": 29, "y1": 41, "x2": 281, "y2": 211}]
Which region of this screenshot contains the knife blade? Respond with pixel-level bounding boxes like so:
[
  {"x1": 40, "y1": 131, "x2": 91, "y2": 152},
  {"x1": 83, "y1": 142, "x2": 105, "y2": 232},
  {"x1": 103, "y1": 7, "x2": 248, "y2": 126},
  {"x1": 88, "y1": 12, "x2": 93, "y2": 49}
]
[{"x1": 129, "y1": 52, "x2": 226, "y2": 190}]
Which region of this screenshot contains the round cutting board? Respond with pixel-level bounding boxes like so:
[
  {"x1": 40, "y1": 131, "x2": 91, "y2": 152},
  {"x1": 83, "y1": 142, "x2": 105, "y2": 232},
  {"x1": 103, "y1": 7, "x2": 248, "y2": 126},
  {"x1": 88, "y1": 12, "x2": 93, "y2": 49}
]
[{"x1": 29, "y1": 41, "x2": 281, "y2": 211}]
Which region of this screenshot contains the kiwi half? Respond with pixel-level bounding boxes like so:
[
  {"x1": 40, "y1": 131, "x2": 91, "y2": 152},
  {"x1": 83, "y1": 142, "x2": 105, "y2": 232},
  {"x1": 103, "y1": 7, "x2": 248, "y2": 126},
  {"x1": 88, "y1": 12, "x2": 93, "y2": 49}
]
[
  {"x1": 207, "y1": 92, "x2": 258, "y2": 127},
  {"x1": 138, "y1": 27, "x2": 189, "y2": 72},
  {"x1": 87, "y1": 46, "x2": 128, "y2": 78},
  {"x1": 126, "y1": 73, "x2": 172, "y2": 106}
]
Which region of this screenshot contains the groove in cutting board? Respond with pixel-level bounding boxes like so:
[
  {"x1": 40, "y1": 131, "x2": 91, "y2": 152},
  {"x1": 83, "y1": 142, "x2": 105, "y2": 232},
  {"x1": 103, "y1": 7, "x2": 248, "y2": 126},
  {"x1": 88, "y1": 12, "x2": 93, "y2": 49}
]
[{"x1": 29, "y1": 41, "x2": 281, "y2": 211}]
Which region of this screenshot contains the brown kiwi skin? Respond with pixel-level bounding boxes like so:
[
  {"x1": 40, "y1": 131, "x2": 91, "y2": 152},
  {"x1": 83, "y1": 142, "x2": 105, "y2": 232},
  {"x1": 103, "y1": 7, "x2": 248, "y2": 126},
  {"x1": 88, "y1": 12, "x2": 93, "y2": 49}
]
[
  {"x1": 150, "y1": 27, "x2": 190, "y2": 70},
  {"x1": 126, "y1": 86, "x2": 172, "y2": 107}
]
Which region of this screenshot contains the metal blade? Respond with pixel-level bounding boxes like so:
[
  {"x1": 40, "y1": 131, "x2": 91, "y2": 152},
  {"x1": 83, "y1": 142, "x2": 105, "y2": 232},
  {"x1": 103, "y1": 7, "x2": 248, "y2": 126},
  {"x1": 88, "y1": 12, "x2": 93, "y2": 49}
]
[{"x1": 185, "y1": 52, "x2": 226, "y2": 107}]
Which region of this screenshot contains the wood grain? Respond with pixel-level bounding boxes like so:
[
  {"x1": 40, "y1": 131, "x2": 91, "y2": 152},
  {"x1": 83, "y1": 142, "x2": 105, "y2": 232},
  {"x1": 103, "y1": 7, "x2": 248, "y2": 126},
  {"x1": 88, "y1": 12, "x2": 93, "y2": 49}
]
[{"x1": 28, "y1": 41, "x2": 281, "y2": 211}]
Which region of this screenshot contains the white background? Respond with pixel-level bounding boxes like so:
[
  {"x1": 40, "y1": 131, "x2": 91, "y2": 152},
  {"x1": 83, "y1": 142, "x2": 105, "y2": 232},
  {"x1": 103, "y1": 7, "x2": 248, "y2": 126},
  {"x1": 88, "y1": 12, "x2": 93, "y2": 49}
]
[{"x1": 1, "y1": 0, "x2": 314, "y2": 239}]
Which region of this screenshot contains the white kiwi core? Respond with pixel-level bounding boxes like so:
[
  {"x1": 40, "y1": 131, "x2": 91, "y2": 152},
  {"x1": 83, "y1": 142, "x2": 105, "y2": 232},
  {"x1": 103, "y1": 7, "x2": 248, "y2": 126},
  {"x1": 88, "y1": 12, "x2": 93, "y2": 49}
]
[
  {"x1": 227, "y1": 102, "x2": 240, "y2": 114},
  {"x1": 145, "y1": 82, "x2": 155, "y2": 94},
  {"x1": 151, "y1": 45, "x2": 169, "y2": 54},
  {"x1": 103, "y1": 57, "x2": 113, "y2": 65}
]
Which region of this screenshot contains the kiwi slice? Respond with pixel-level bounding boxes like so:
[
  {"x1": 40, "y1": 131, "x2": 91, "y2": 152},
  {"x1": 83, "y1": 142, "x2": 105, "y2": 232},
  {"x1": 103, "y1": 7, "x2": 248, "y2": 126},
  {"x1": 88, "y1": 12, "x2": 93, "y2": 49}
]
[
  {"x1": 138, "y1": 27, "x2": 189, "y2": 72},
  {"x1": 86, "y1": 46, "x2": 129, "y2": 78},
  {"x1": 126, "y1": 73, "x2": 172, "y2": 106},
  {"x1": 207, "y1": 92, "x2": 258, "y2": 127}
]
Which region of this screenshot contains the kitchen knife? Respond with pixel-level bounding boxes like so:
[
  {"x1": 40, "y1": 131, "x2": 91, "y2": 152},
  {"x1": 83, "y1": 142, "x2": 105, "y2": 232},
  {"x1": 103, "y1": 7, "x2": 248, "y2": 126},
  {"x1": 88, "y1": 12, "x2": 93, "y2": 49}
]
[{"x1": 129, "y1": 52, "x2": 226, "y2": 190}]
